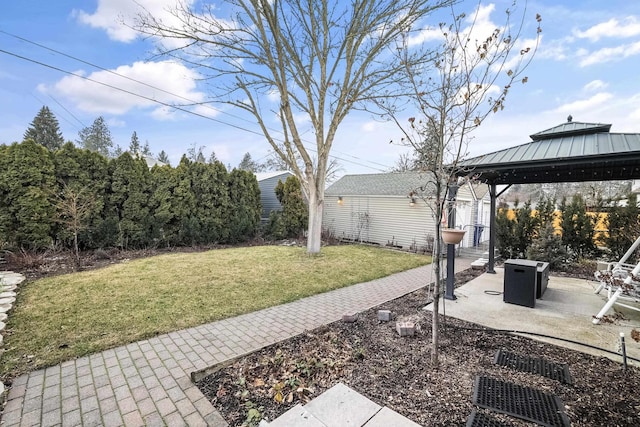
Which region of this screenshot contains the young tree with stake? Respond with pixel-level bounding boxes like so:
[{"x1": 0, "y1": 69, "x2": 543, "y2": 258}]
[{"x1": 379, "y1": 2, "x2": 541, "y2": 366}]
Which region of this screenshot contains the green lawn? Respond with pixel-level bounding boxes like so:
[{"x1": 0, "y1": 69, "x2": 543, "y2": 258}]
[{"x1": 1, "y1": 245, "x2": 430, "y2": 377}]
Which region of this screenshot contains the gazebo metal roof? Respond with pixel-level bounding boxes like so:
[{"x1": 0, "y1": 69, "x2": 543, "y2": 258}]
[{"x1": 456, "y1": 119, "x2": 640, "y2": 185}]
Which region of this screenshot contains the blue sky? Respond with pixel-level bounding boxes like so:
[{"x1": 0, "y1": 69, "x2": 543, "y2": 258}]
[{"x1": 1, "y1": 0, "x2": 640, "y2": 174}]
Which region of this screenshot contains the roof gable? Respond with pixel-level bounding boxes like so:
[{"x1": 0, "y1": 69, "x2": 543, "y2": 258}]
[{"x1": 530, "y1": 120, "x2": 611, "y2": 141}]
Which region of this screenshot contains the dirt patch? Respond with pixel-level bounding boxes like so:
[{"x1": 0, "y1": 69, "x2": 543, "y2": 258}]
[{"x1": 196, "y1": 267, "x2": 640, "y2": 427}]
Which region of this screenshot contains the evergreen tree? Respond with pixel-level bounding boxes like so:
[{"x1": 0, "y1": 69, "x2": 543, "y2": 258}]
[
  {"x1": 604, "y1": 194, "x2": 640, "y2": 260},
  {"x1": 495, "y1": 204, "x2": 516, "y2": 259},
  {"x1": 513, "y1": 201, "x2": 539, "y2": 258},
  {"x1": 174, "y1": 156, "x2": 198, "y2": 244},
  {"x1": 77, "y1": 116, "x2": 113, "y2": 157},
  {"x1": 24, "y1": 106, "x2": 65, "y2": 151},
  {"x1": 141, "y1": 141, "x2": 153, "y2": 157},
  {"x1": 560, "y1": 195, "x2": 597, "y2": 260},
  {"x1": 53, "y1": 142, "x2": 109, "y2": 249},
  {"x1": 228, "y1": 168, "x2": 261, "y2": 241},
  {"x1": 274, "y1": 176, "x2": 308, "y2": 238},
  {"x1": 536, "y1": 196, "x2": 557, "y2": 228},
  {"x1": 149, "y1": 165, "x2": 180, "y2": 245},
  {"x1": 188, "y1": 161, "x2": 231, "y2": 243},
  {"x1": 0, "y1": 140, "x2": 56, "y2": 249},
  {"x1": 157, "y1": 150, "x2": 170, "y2": 165},
  {"x1": 238, "y1": 152, "x2": 264, "y2": 172},
  {"x1": 186, "y1": 143, "x2": 206, "y2": 163},
  {"x1": 208, "y1": 150, "x2": 218, "y2": 164},
  {"x1": 526, "y1": 222, "x2": 568, "y2": 269},
  {"x1": 109, "y1": 152, "x2": 152, "y2": 248},
  {"x1": 129, "y1": 131, "x2": 141, "y2": 155}
]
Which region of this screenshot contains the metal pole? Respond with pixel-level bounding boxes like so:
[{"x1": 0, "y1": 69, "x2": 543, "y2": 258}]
[
  {"x1": 620, "y1": 332, "x2": 628, "y2": 371},
  {"x1": 487, "y1": 182, "x2": 497, "y2": 274},
  {"x1": 445, "y1": 183, "x2": 458, "y2": 300}
]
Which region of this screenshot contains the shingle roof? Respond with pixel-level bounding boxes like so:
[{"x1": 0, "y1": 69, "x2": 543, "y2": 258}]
[{"x1": 325, "y1": 172, "x2": 435, "y2": 196}]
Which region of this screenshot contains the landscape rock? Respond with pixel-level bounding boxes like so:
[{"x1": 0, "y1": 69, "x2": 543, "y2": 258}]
[
  {"x1": 342, "y1": 313, "x2": 358, "y2": 323},
  {"x1": 0, "y1": 297, "x2": 16, "y2": 305},
  {"x1": 377, "y1": 310, "x2": 392, "y2": 322},
  {"x1": 396, "y1": 321, "x2": 415, "y2": 337}
]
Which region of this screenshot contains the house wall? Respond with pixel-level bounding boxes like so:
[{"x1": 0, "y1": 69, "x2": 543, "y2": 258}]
[
  {"x1": 257, "y1": 172, "x2": 292, "y2": 221},
  {"x1": 323, "y1": 195, "x2": 435, "y2": 250},
  {"x1": 323, "y1": 183, "x2": 492, "y2": 251}
]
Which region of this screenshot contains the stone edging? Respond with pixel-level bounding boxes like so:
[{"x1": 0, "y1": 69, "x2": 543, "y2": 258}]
[{"x1": 0, "y1": 271, "x2": 26, "y2": 396}]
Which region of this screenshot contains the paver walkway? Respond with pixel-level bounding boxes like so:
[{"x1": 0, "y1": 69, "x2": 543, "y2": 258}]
[{"x1": 1, "y1": 257, "x2": 472, "y2": 427}]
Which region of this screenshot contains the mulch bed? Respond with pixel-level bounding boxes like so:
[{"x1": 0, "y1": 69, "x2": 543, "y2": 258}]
[{"x1": 196, "y1": 267, "x2": 640, "y2": 427}]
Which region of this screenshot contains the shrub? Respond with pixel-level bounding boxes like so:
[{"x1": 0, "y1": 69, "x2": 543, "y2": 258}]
[{"x1": 526, "y1": 222, "x2": 567, "y2": 269}]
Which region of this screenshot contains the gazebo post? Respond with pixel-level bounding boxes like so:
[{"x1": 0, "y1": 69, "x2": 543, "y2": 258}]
[{"x1": 487, "y1": 182, "x2": 497, "y2": 274}]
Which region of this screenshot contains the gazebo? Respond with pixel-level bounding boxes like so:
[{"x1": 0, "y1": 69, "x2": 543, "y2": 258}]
[{"x1": 455, "y1": 117, "x2": 640, "y2": 274}]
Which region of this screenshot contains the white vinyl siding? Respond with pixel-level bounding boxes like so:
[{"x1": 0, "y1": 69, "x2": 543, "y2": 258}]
[{"x1": 323, "y1": 183, "x2": 490, "y2": 251}]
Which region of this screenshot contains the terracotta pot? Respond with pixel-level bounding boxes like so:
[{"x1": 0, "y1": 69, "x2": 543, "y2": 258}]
[{"x1": 441, "y1": 229, "x2": 466, "y2": 245}]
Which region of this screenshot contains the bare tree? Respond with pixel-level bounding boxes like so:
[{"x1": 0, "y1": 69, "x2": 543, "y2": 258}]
[
  {"x1": 136, "y1": 0, "x2": 453, "y2": 254},
  {"x1": 55, "y1": 185, "x2": 95, "y2": 269},
  {"x1": 379, "y1": 2, "x2": 541, "y2": 366}
]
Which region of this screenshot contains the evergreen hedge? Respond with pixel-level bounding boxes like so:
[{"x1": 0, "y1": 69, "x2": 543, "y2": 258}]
[{"x1": 0, "y1": 141, "x2": 262, "y2": 251}]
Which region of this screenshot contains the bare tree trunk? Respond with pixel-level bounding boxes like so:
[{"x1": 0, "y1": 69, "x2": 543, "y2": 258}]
[
  {"x1": 431, "y1": 220, "x2": 442, "y2": 367},
  {"x1": 73, "y1": 231, "x2": 81, "y2": 270},
  {"x1": 306, "y1": 181, "x2": 324, "y2": 254}
]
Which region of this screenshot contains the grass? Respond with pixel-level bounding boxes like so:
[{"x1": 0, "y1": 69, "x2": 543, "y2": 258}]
[{"x1": 0, "y1": 245, "x2": 430, "y2": 377}]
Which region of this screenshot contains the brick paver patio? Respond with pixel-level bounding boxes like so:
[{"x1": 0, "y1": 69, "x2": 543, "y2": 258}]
[{"x1": 1, "y1": 258, "x2": 472, "y2": 426}]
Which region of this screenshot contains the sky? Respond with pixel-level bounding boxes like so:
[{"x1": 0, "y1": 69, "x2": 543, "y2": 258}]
[{"x1": 1, "y1": 0, "x2": 640, "y2": 175}]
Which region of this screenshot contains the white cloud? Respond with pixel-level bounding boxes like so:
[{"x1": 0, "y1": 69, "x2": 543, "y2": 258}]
[
  {"x1": 579, "y1": 40, "x2": 640, "y2": 67},
  {"x1": 107, "y1": 118, "x2": 126, "y2": 127},
  {"x1": 192, "y1": 104, "x2": 222, "y2": 119},
  {"x1": 43, "y1": 60, "x2": 206, "y2": 117},
  {"x1": 150, "y1": 106, "x2": 178, "y2": 121},
  {"x1": 406, "y1": 26, "x2": 441, "y2": 47},
  {"x1": 552, "y1": 92, "x2": 613, "y2": 114},
  {"x1": 362, "y1": 121, "x2": 378, "y2": 132},
  {"x1": 583, "y1": 80, "x2": 608, "y2": 92},
  {"x1": 536, "y1": 36, "x2": 568, "y2": 61},
  {"x1": 574, "y1": 16, "x2": 640, "y2": 41},
  {"x1": 74, "y1": 0, "x2": 192, "y2": 43},
  {"x1": 75, "y1": 0, "x2": 234, "y2": 50},
  {"x1": 267, "y1": 89, "x2": 280, "y2": 103}
]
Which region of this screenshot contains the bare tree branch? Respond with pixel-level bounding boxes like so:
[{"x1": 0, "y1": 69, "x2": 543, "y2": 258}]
[{"x1": 136, "y1": 0, "x2": 454, "y2": 253}]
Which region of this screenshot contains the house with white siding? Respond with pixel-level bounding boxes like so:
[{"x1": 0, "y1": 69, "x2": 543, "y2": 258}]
[
  {"x1": 256, "y1": 171, "x2": 294, "y2": 221},
  {"x1": 323, "y1": 172, "x2": 491, "y2": 252}
]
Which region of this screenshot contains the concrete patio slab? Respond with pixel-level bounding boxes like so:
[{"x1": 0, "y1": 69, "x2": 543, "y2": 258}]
[
  {"x1": 303, "y1": 383, "x2": 381, "y2": 427},
  {"x1": 262, "y1": 404, "x2": 327, "y2": 427},
  {"x1": 425, "y1": 268, "x2": 640, "y2": 365},
  {"x1": 263, "y1": 383, "x2": 422, "y2": 427},
  {"x1": 364, "y1": 407, "x2": 422, "y2": 427}
]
